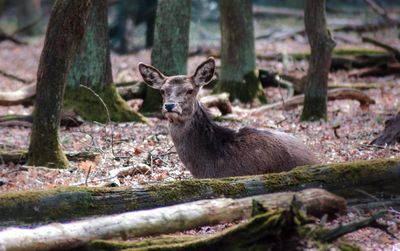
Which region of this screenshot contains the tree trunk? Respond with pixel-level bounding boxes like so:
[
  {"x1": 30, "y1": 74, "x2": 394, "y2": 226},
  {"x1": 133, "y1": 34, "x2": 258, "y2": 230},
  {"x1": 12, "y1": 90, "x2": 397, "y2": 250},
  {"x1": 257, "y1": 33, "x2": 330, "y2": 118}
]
[
  {"x1": 140, "y1": 0, "x2": 191, "y2": 113},
  {"x1": 0, "y1": 158, "x2": 399, "y2": 227},
  {"x1": 27, "y1": 1, "x2": 94, "y2": 168},
  {"x1": 214, "y1": 0, "x2": 266, "y2": 104},
  {"x1": 16, "y1": 0, "x2": 42, "y2": 36},
  {"x1": 301, "y1": 0, "x2": 336, "y2": 121},
  {"x1": 0, "y1": 189, "x2": 345, "y2": 251},
  {"x1": 371, "y1": 112, "x2": 400, "y2": 146},
  {"x1": 63, "y1": 0, "x2": 145, "y2": 123}
]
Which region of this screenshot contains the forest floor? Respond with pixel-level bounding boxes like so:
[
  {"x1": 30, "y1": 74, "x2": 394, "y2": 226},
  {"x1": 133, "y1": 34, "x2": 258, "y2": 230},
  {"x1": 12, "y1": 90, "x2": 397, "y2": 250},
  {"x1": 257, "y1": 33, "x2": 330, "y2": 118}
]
[{"x1": 0, "y1": 35, "x2": 400, "y2": 250}]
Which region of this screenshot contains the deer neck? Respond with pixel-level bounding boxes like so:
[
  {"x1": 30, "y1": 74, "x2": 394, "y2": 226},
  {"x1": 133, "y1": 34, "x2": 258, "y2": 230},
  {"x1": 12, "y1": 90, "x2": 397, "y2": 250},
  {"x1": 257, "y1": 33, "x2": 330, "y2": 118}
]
[{"x1": 168, "y1": 101, "x2": 235, "y2": 160}]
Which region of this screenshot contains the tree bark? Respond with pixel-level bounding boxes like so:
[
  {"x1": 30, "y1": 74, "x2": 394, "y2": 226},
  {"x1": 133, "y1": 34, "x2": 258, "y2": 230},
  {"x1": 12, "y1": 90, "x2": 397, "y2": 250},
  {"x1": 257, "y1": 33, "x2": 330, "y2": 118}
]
[
  {"x1": 0, "y1": 189, "x2": 345, "y2": 251},
  {"x1": 27, "y1": 0, "x2": 94, "y2": 168},
  {"x1": 301, "y1": 0, "x2": 336, "y2": 121},
  {"x1": 63, "y1": 0, "x2": 145, "y2": 123},
  {"x1": 215, "y1": 0, "x2": 266, "y2": 104},
  {"x1": 0, "y1": 158, "x2": 399, "y2": 227},
  {"x1": 140, "y1": 0, "x2": 191, "y2": 113},
  {"x1": 371, "y1": 112, "x2": 400, "y2": 146}
]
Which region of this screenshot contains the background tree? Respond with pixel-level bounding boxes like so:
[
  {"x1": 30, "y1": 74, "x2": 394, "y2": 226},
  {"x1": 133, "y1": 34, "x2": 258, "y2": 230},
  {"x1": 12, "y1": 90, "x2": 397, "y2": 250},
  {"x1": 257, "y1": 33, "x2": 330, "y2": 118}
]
[
  {"x1": 28, "y1": 0, "x2": 94, "y2": 168},
  {"x1": 214, "y1": 0, "x2": 266, "y2": 104},
  {"x1": 16, "y1": 0, "x2": 42, "y2": 36},
  {"x1": 109, "y1": 0, "x2": 157, "y2": 53},
  {"x1": 300, "y1": 0, "x2": 336, "y2": 121},
  {"x1": 140, "y1": 0, "x2": 191, "y2": 113},
  {"x1": 63, "y1": 0, "x2": 145, "y2": 123}
]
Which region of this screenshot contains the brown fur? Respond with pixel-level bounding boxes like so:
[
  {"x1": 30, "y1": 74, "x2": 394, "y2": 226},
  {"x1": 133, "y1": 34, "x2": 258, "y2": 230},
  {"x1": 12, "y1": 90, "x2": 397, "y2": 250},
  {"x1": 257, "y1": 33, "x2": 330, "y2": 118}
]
[{"x1": 138, "y1": 58, "x2": 319, "y2": 178}]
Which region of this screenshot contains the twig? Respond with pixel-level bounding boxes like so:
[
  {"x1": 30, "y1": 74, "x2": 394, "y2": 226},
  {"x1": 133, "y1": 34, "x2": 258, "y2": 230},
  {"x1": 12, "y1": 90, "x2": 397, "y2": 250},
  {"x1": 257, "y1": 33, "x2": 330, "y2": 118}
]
[
  {"x1": 0, "y1": 69, "x2": 33, "y2": 84},
  {"x1": 362, "y1": 0, "x2": 398, "y2": 25},
  {"x1": 359, "y1": 143, "x2": 400, "y2": 152},
  {"x1": 84, "y1": 163, "x2": 92, "y2": 187},
  {"x1": 362, "y1": 36, "x2": 400, "y2": 61},
  {"x1": 79, "y1": 85, "x2": 115, "y2": 156},
  {"x1": 319, "y1": 210, "x2": 388, "y2": 242}
]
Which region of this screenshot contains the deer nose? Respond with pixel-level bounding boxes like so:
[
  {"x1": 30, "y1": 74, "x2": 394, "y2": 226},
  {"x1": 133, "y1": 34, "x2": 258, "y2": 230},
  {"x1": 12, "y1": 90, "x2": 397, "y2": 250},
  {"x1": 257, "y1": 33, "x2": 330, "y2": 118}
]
[{"x1": 164, "y1": 102, "x2": 176, "y2": 112}]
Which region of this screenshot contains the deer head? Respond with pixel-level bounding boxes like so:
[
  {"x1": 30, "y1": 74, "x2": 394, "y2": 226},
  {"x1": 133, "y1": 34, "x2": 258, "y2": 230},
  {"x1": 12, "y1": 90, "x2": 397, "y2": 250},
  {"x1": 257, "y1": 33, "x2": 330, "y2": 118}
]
[{"x1": 138, "y1": 58, "x2": 215, "y2": 124}]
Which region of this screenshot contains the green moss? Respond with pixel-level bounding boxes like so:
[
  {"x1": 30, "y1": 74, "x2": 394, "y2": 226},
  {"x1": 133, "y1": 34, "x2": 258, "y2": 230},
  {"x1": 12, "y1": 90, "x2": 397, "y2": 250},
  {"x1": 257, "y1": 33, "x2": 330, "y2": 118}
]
[
  {"x1": 64, "y1": 84, "x2": 146, "y2": 123},
  {"x1": 213, "y1": 70, "x2": 266, "y2": 104},
  {"x1": 87, "y1": 236, "x2": 198, "y2": 251},
  {"x1": 147, "y1": 179, "x2": 248, "y2": 205},
  {"x1": 0, "y1": 186, "x2": 119, "y2": 224},
  {"x1": 259, "y1": 158, "x2": 400, "y2": 196},
  {"x1": 27, "y1": 127, "x2": 69, "y2": 169},
  {"x1": 285, "y1": 48, "x2": 387, "y2": 60}
]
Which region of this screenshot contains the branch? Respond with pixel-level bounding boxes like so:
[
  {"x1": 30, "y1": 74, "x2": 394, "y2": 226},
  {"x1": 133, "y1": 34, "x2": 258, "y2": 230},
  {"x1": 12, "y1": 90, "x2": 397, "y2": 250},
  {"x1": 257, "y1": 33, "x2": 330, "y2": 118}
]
[{"x1": 0, "y1": 189, "x2": 345, "y2": 251}]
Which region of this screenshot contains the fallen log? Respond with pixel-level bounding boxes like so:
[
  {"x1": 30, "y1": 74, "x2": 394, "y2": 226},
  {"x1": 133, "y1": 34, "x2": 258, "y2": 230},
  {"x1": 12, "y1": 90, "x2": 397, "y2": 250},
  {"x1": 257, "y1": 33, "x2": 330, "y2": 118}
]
[
  {"x1": 0, "y1": 114, "x2": 84, "y2": 128},
  {"x1": 200, "y1": 93, "x2": 232, "y2": 115},
  {"x1": 252, "y1": 88, "x2": 375, "y2": 114},
  {"x1": 371, "y1": 112, "x2": 400, "y2": 146},
  {"x1": 362, "y1": 36, "x2": 400, "y2": 61},
  {"x1": 0, "y1": 83, "x2": 36, "y2": 106},
  {"x1": 0, "y1": 158, "x2": 399, "y2": 227},
  {"x1": 0, "y1": 189, "x2": 345, "y2": 251},
  {"x1": 87, "y1": 207, "x2": 379, "y2": 251},
  {"x1": 0, "y1": 150, "x2": 99, "y2": 164},
  {"x1": 349, "y1": 63, "x2": 400, "y2": 78}
]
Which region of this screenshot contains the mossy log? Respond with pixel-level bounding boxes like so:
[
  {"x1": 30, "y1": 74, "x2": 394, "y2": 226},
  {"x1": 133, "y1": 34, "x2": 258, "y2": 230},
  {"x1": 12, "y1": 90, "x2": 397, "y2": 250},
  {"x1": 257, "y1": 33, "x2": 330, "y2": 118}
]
[
  {"x1": 86, "y1": 207, "x2": 366, "y2": 251},
  {"x1": 0, "y1": 189, "x2": 345, "y2": 251},
  {"x1": 0, "y1": 158, "x2": 400, "y2": 227}
]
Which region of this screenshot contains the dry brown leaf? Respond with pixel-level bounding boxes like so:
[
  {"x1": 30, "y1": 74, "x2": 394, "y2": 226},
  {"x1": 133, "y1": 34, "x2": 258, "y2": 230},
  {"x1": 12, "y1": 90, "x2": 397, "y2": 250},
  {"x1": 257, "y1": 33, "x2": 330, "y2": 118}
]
[{"x1": 78, "y1": 160, "x2": 96, "y2": 173}]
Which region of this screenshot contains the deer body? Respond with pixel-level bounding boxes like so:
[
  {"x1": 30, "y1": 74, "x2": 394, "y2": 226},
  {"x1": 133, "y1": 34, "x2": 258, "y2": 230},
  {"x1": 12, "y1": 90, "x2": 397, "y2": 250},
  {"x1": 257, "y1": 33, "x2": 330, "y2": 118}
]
[{"x1": 138, "y1": 58, "x2": 319, "y2": 178}]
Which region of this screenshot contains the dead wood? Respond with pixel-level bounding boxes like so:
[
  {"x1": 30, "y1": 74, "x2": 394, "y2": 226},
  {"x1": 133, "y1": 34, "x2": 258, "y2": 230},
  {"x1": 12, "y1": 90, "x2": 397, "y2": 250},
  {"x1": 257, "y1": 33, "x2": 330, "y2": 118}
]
[
  {"x1": 252, "y1": 88, "x2": 375, "y2": 114},
  {"x1": 0, "y1": 150, "x2": 99, "y2": 164},
  {"x1": 0, "y1": 29, "x2": 27, "y2": 45},
  {"x1": 0, "y1": 189, "x2": 345, "y2": 251},
  {"x1": 0, "y1": 83, "x2": 36, "y2": 106},
  {"x1": 259, "y1": 69, "x2": 299, "y2": 95},
  {"x1": 0, "y1": 69, "x2": 33, "y2": 84},
  {"x1": 371, "y1": 112, "x2": 400, "y2": 146},
  {"x1": 349, "y1": 63, "x2": 400, "y2": 78},
  {"x1": 362, "y1": 36, "x2": 400, "y2": 61},
  {"x1": 333, "y1": 18, "x2": 400, "y2": 33},
  {"x1": 0, "y1": 113, "x2": 83, "y2": 128},
  {"x1": 87, "y1": 205, "x2": 373, "y2": 251},
  {"x1": 200, "y1": 93, "x2": 232, "y2": 115},
  {"x1": 0, "y1": 158, "x2": 399, "y2": 227},
  {"x1": 362, "y1": 0, "x2": 399, "y2": 25}
]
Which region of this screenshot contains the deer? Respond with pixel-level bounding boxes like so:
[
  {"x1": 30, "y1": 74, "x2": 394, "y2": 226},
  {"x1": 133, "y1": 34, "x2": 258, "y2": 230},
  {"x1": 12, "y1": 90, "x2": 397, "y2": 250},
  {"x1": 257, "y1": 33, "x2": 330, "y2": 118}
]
[{"x1": 138, "y1": 57, "x2": 319, "y2": 178}]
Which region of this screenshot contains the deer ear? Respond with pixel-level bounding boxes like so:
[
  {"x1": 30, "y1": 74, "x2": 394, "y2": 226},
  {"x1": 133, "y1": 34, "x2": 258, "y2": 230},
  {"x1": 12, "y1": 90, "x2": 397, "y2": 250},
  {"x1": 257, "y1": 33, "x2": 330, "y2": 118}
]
[
  {"x1": 138, "y1": 63, "x2": 165, "y2": 89},
  {"x1": 192, "y1": 57, "x2": 215, "y2": 87}
]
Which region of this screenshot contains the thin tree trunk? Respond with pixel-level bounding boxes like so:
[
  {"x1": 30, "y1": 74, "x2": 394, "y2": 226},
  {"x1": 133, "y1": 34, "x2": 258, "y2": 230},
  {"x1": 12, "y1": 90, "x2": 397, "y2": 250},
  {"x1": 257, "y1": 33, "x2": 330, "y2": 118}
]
[
  {"x1": 215, "y1": 0, "x2": 266, "y2": 104},
  {"x1": 27, "y1": 0, "x2": 94, "y2": 168},
  {"x1": 301, "y1": 0, "x2": 336, "y2": 121},
  {"x1": 16, "y1": 0, "x2": 42, "y2": 36},
  {"x1": 0, "y1": 158, "x2": 399, "y2": 227},
  {"x1": 63, "y1": 0, "x2": 145, "y2": 123},
  {"x1": 140, "y1": 0, "x2": 191, "y2": 113},
  {"x1": 0, "y1": 189, "x2": 345, "y2": 251}
]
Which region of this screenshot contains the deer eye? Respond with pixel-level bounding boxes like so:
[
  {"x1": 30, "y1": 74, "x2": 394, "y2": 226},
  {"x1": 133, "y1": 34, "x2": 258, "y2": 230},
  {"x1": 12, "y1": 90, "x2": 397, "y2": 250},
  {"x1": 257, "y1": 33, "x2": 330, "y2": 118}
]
[
  {"x1": 186, "y1": 89, "x2": 193, "y2": 95},
  {"x1": 160, "y1": 89, "x2": 165, "y2": 95}
]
